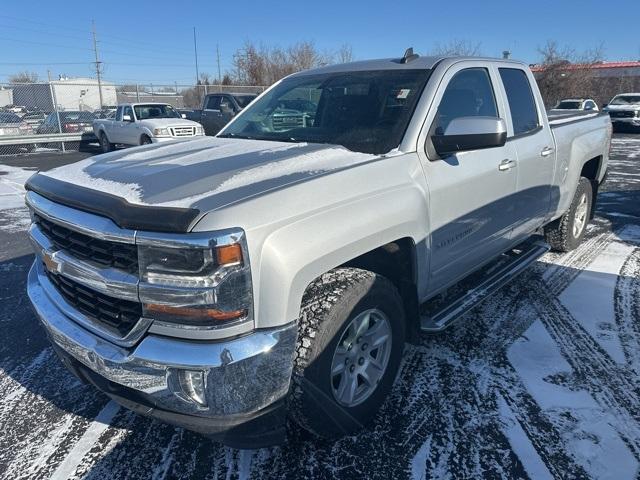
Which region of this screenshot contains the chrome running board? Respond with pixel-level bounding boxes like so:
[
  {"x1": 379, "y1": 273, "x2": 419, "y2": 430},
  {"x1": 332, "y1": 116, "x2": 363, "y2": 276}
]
[{"x1": 420, "y1": 240, "x2": 550, "y2": 332}]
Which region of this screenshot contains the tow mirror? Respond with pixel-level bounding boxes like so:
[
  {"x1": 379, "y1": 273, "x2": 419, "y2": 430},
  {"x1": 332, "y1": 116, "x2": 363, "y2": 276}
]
[
  {"x1": 181, "y1": 113, "x2": 187, "y2": 118},
  {"x1": 432, "y1": 116, "x2": 507, "y2": 156},
  {"x1": 122, "y1": 114, "x2": 132, "y2": 122}
]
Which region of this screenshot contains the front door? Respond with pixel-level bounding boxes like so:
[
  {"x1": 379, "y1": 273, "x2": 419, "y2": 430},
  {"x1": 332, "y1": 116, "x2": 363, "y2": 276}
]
[
  {"x1": 201, "y1": 95, "x2": 222, "y2": 135},
  {"x1": 419, "y1": 65, "x2": 519, "y2": 293}
]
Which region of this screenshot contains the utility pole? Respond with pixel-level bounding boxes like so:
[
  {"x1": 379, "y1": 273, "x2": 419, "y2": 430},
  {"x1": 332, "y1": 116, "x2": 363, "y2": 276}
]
[
  {"x1": 216, "y1": 43, "x2": 222, "y2": 85},
  {"x1": 193, "y1": 27, "x2": 200, "y2": 85},
  {"x1": 92, "y1": 20, "x2": 104, "y2": 109}
]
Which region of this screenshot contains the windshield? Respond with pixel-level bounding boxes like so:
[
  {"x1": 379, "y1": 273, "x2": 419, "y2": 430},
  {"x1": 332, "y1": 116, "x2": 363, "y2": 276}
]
[
  {"x1": 134, "y1": 104, "x2": 181, "y2": 120},
  {"x1": 0, "y1": 113, "x2": 22, "y2": 123},
  {"x1": 235, "y1": 95, "x2": 257, "y2": 108},
  {"x1": 220, "y1": 69, "x2": 431, "y2": 154},
  {"x1": 555, "y1": 101, "x2": 582, "y2": 109},
  {"x1": 610, "y1": 95, "x2": 640, "y2": 105}
]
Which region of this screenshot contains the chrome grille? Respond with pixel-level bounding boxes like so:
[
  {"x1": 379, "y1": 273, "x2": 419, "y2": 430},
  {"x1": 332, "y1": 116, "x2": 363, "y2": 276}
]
[
  {"x1": 45, "y1": 269, "x2": 142, "y2": 337},
  {"x1": 272, "y1": 115, "x2": 304, "y2": 131},
  {"x1": 170, "y1": 126, "x2": 196, "y2": 137},
  {"x1": 34, "y1": 213, "x2": 138, "y2": 273},
  {"x1": 609, "y1": 111, "x2": 636, "y2": 118}
]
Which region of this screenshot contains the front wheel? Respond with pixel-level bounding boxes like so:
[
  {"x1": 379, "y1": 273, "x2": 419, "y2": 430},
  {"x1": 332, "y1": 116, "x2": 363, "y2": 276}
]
[
  {"x1": 290, "y1": 268, "x2": 405, "y2": 439},
  {"x1": 140, "y1": 135, "x2": 152, "y2": 145},
  {"x1": 544, "y1": 177, "x2": 593, "y2": 252}
]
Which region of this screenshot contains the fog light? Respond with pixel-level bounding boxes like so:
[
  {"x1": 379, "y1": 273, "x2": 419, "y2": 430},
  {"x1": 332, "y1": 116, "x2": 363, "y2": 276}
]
[{"x1": 176, "y1": 369, "x2": 207, "y2": 407}]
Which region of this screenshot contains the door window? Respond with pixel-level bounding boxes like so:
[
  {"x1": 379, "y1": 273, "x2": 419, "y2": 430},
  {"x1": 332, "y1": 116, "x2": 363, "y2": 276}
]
[
  {"x1": 498, "y1": 68, "x2": 539, "y2": 136},
  {"x1": 206, "y1": 95, "x2": 221, "y2": 110},
  {"x1": 220, "y1": 96, "x2": 234, "y2": 112},
  {"x1": 123, "y1": 106, "x2": 134, "y2": 121},
  {"x1": 432, "y1": 68, "x2": 498, "y2": 135}
]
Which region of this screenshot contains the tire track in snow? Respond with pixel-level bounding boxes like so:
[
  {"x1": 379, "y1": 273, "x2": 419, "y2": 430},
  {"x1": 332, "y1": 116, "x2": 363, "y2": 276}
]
[{"x1": 614, "y1": 248, "x2": 640, "y2": 375}]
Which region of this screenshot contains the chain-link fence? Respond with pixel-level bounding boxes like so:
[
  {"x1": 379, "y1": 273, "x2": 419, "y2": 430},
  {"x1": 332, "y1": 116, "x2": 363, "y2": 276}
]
[{"x1": 0, "y1": 80, "x2": 266, "y2": 156}]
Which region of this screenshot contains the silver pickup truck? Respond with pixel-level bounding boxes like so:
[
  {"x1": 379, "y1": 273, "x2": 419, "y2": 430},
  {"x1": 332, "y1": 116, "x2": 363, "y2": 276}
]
[
  {"x1": 25, "y1": 51, "x2": 611, "y2": 448},
  {"x1": 93, "y1": 102, "x2": 204, "y2": 152}
]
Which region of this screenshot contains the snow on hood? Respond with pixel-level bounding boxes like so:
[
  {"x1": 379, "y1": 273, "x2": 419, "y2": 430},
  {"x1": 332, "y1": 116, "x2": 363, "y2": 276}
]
[
  {"x1": 41, "y1": 136, "x2": 380, "y2": 210},
  {"x1": 606, "y1": 104, "x2": 640, "y2": 111}
]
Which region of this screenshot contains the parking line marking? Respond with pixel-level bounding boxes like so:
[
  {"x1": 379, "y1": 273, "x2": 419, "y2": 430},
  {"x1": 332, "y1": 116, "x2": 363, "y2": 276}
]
[{"x1": 50, "y1": 400, "x2": 120, "y2": 480}]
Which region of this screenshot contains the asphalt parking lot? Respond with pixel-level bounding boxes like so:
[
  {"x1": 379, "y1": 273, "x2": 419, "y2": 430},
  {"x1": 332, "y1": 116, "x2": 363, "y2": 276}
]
[{"x1": 0, "y1": 134, "x2": 639, "y2": 480}]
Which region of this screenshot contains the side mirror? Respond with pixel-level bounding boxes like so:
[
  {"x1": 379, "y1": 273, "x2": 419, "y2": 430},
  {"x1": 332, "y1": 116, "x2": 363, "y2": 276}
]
[
  {"x1": 122, "y1": 114, "x2": 132, "y2": 122},
  {"x1": 181, "y1": 113, "x2": 187, "y2": 118},
  {"x1": 220, "y1": 104, "x2": 234, "y2": 114},
  {"x1": 432, "y1": 117, "x2": 507, "y2": 156},
  {"x1": 602, "y1": 104, "x2": 608, "y2": 109}
]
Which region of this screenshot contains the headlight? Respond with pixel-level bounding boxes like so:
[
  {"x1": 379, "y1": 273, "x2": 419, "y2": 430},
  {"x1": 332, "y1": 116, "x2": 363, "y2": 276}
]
[
  {"x1": 137, "y1": 229, "x2": 252, "y2": 328},
  {"x1": 195, "y1": 126, "x2": 204, "y2": 135},
  {"x1": 153, "y1": 127, "x2": 171, "y2": 136}
]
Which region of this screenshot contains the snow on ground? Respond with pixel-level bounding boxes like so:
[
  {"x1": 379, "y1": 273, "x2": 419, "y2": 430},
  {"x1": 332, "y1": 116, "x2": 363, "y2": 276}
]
[
  {"x1": 0, "y1": 165, "x2": 36, "y2": 233},
  {"x1": 0, "y1": 135, "x2": 639, "y2": 479}
]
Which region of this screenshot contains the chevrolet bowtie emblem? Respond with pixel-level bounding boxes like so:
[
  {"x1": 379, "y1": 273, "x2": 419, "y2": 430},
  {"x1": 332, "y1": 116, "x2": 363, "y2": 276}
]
[{"x1": 42, "y1": 251, "x2": 59, "y2": 273}]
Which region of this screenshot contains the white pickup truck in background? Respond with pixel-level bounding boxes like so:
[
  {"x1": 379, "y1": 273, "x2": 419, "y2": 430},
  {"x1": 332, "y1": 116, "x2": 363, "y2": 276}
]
[{"x1": 93, "y1": 103, "x2": 204, "y2": 152}]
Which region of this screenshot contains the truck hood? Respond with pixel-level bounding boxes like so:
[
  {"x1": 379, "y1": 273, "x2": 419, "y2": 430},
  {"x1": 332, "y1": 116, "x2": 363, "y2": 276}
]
[
  {"x1": 606, "y1": 104, "x2": 640, "y2": 111},
  {"x1": 40, "y1": 136, "x2": 382, "y2": 212},
  {"x1": 137, "y1": 118, "x2": 201, "y2": 128}
]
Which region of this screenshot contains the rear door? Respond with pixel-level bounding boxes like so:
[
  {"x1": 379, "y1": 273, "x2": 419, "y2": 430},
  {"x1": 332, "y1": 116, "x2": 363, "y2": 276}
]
[
  {"x1": 418, "y1": 63, "x2": 519, "y2": 292},
  {"x1": 201, "y1": 95, "x2": 222, "y2": 135},
  {"x1": 496, "y1": 67, "x2": 555, "y2": 241}
]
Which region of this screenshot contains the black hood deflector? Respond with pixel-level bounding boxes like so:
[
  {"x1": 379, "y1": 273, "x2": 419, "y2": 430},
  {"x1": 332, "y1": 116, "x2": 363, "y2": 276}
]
[{"x1": 25, "y1": 173, "x2": 200, "y2": 233}]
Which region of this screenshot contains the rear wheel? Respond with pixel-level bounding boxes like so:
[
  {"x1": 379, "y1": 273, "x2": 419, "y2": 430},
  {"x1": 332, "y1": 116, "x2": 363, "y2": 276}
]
[
  {"x1": 544, "y1": 177, "x2": 593, "y2": 252},
  {"x1": 99, "y1": 132, "x2": 113, "y2": 153},
  {"x1": 290, "y1": 268, "x2": 405, "y2": 439}
]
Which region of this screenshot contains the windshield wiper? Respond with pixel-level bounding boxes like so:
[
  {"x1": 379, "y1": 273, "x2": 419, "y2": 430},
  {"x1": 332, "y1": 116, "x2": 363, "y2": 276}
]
[{"x1": 217, "y1": 133, "x2": 256, "y2": 140}]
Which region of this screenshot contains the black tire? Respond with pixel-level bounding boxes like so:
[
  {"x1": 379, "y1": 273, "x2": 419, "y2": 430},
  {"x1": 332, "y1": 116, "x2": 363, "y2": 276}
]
[
  {"x1": 140, "y1": 135, "x2": 152, "y2": 145},
  {"x1": 544, "y1": 177, "x2": 593, "y2": 252},
  {"x1": 99, "y1": 132, "x2": 113, "y2": 153},
  {"x1": 290, "y1": 267, "x2": 405, "y2": 439}
]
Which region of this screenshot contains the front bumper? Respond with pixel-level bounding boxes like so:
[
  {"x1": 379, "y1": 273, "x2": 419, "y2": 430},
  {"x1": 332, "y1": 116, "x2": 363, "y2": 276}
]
[
  {"x1": 151, "y1": 135, "x2": 204, "y2": 143},
  {"x1": 27, "y1": 261, "x2": 297, "y2": 447}
]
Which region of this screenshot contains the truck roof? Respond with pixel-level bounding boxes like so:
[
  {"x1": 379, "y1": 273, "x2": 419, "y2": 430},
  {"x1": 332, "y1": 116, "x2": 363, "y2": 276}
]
[{"x1": 291, "y1": 55, "x2": 528, "y2": 77}]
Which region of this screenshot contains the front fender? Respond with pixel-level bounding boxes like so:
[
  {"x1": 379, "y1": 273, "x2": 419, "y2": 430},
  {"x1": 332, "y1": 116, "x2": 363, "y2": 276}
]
[{"x1": 256, "y1": 185, "x2": 429, "y2": 326}]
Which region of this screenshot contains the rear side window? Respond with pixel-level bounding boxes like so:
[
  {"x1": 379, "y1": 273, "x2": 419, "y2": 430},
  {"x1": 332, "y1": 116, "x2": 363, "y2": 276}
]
[
  {"x1": 499, "y1": 68, "x2": 539, "y2": 135},
  {"x1": 206, "y1": 95, "x2": 221, "y2": 110},
  {"x1": 433, "y1": 68, "x2": 498, "y2": 135}
]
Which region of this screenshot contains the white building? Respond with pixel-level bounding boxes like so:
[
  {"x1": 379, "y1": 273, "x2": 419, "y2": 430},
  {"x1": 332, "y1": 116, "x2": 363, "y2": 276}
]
[
  {"x1": 11, "y1": 77, "x2": 117, "y2": 112},
  {"x1": 0, "y1": 86, "x2": 13, "y2": 107}
]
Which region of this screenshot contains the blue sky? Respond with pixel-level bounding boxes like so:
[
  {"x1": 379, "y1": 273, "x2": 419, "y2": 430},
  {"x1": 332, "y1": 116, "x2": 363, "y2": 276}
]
[{"x1": 1, "y1": 0, "x2": 638, "y2": 85}]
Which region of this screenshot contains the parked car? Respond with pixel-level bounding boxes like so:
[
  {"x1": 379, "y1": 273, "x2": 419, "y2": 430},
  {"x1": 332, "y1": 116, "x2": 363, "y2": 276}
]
[
  {"x1": 25, "y1": 52, "x2": 611, "y2": 448},
  {"x1": 93, "y1": 103, "x2": 204, "y2": 152},
  {"x1": 549, "y1": 98, "x2": 598, "y2": 113},
  {"x1": 0, "y1": 112, "x2": 32, "y2": 136},
  {"x1": 20, "y1": 111, "x2": 49, "y2": 130},
  {"x1": 188, "y1": 93, "x2": 258, "y2": 135},
  {"x1": 94, "y1": 107, "x2": 117, "y2": 119},
  {"x1": 603, "y1": 93, "x2": 640, "y2": 131},
  {"x1": 37, "y1": 111, "x2": 96, "y2": 134}
]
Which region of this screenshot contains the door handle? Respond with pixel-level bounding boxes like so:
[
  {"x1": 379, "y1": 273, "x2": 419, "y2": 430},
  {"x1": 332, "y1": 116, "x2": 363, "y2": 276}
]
[
  {"x1": 498, "y1": 159, "x2": 517, "y2": 171},
  {"x1": 541, "y1": 146, "x2": 554, "y2": 157}
]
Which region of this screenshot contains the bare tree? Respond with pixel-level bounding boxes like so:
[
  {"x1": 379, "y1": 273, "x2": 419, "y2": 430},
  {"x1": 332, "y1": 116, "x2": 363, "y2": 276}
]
[
  {"x1": 534, "y1": 40, "x2": 605, "y2": 107},
  {"x1": 336, "y1": 44, "x2": 354, "y2": 64},
  {"x1": 430, "y1": 39, "x2": 482, "y2": 57},
  {"x1": 8, "y1": 71, "x2": 39, "y2": 84},
  {"x1": 232, "y1": 41, "x2": 353, "y2": 85}
]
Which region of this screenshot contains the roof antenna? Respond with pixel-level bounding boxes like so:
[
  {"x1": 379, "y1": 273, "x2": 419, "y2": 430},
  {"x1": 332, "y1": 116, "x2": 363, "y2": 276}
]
[{"x1": 401, "y1": 47, "x2": 419, "y2": 64}]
